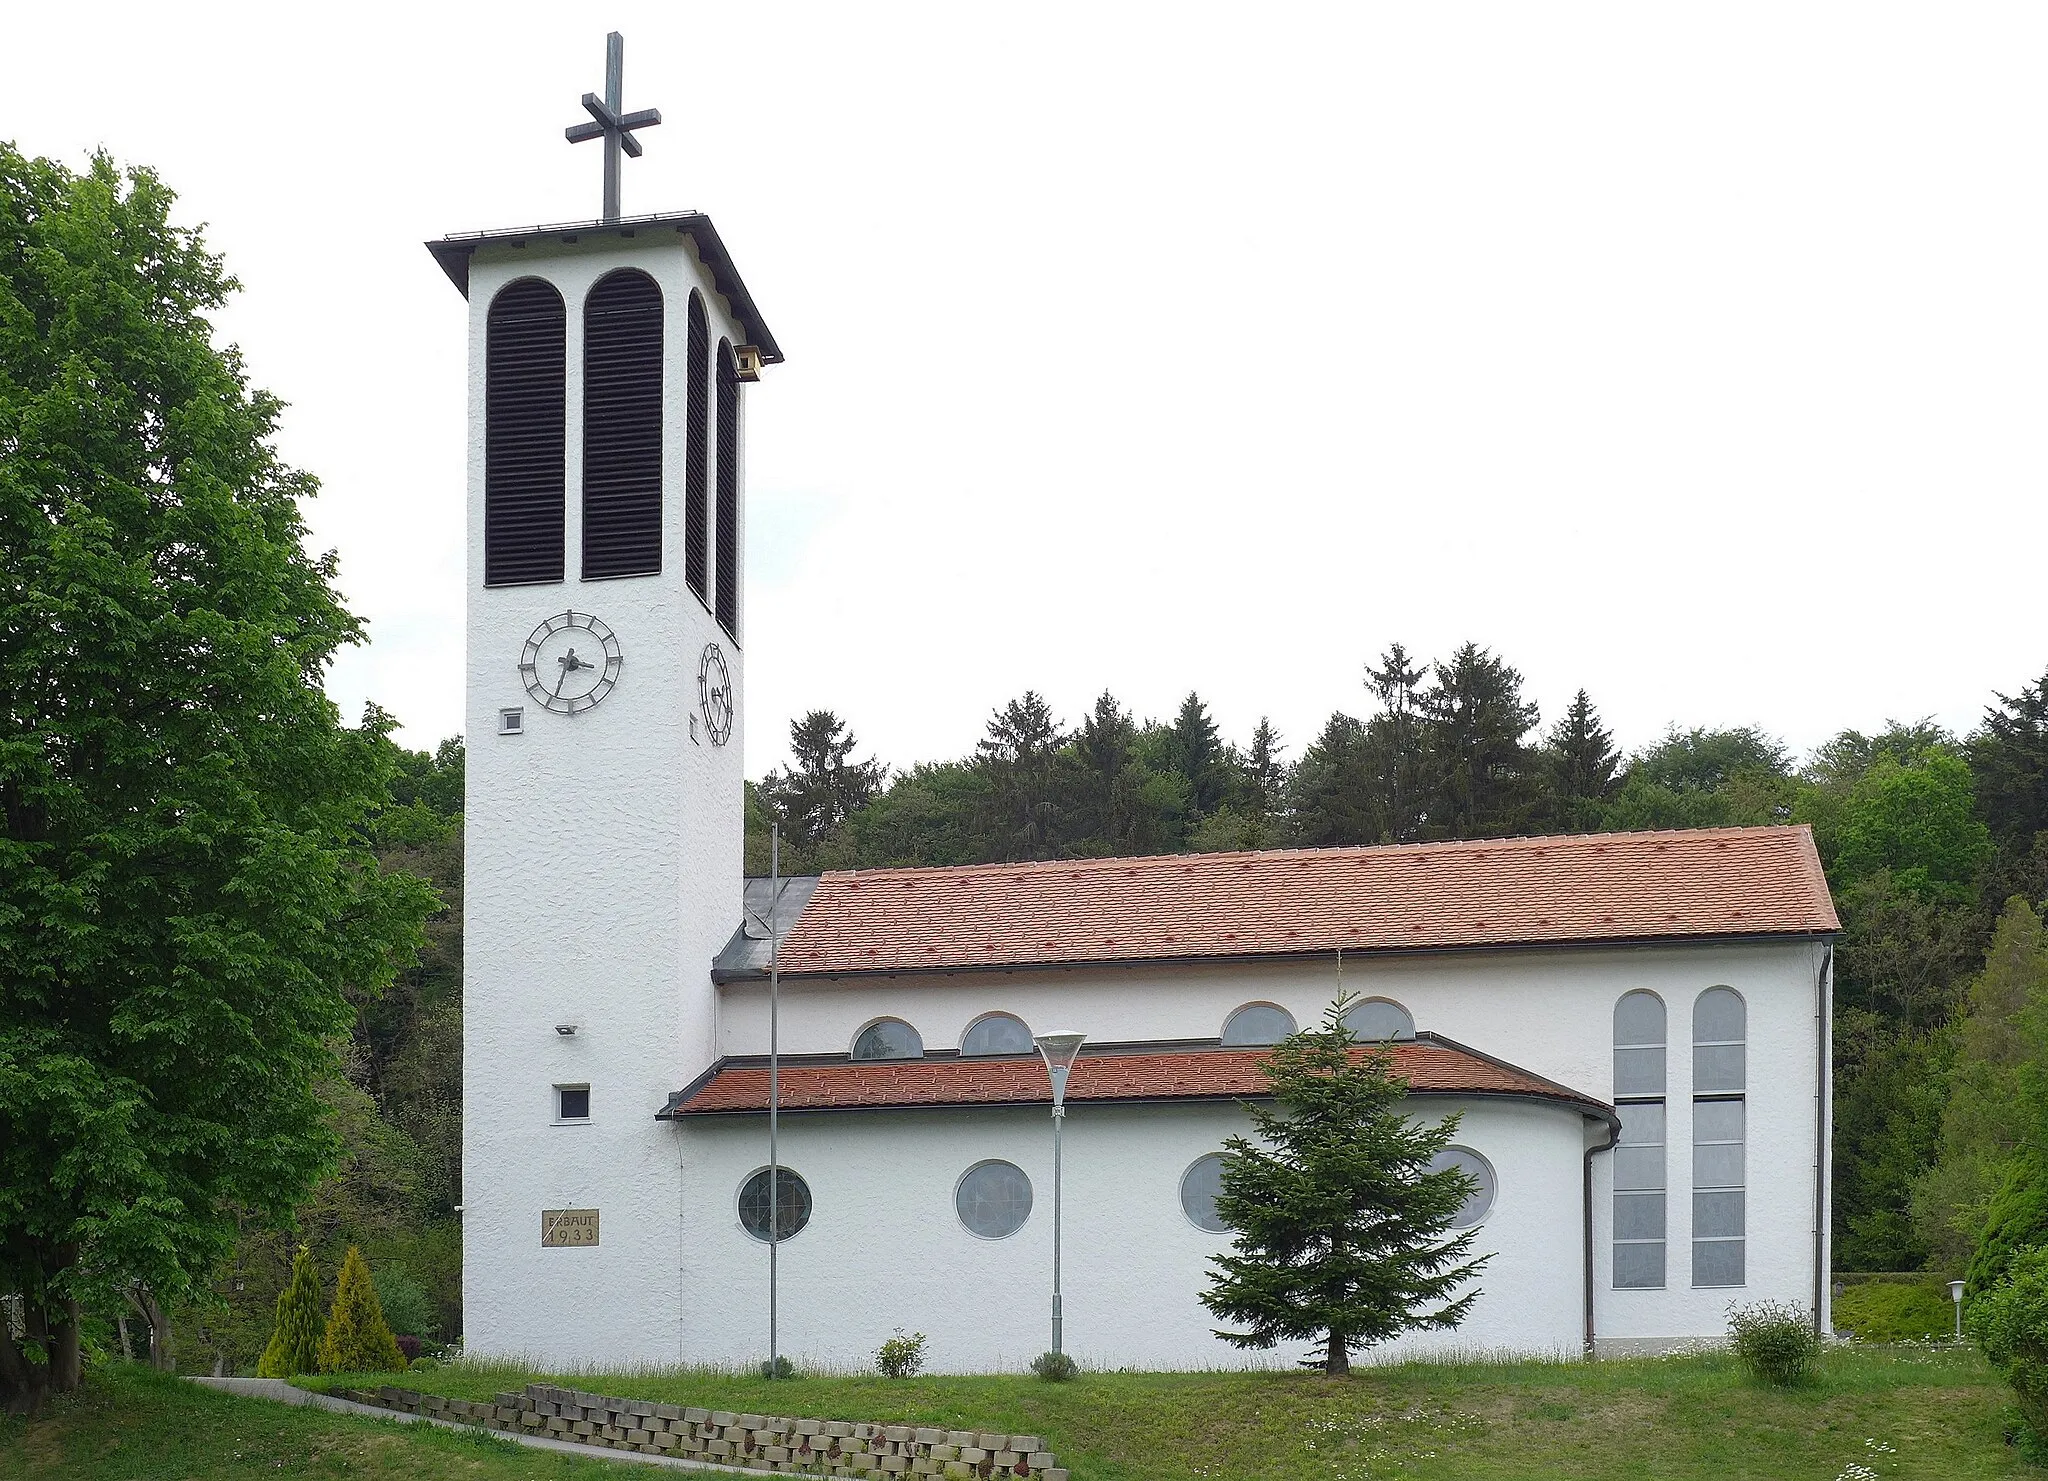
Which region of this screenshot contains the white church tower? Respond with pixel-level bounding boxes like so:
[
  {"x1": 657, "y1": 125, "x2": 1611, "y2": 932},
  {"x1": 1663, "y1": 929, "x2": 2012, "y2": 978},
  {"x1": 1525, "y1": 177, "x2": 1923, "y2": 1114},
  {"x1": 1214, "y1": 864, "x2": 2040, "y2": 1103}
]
[{"x1": 427, "y1": 35, "x2": 781, "y2": 1363}]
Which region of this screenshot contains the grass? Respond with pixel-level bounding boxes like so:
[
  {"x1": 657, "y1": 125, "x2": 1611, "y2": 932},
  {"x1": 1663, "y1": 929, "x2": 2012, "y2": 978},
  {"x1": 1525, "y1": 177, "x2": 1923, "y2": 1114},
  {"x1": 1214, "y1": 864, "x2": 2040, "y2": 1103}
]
[{"x1": 4, "y1": 1346, "x2": 2038, "y2": 1480}]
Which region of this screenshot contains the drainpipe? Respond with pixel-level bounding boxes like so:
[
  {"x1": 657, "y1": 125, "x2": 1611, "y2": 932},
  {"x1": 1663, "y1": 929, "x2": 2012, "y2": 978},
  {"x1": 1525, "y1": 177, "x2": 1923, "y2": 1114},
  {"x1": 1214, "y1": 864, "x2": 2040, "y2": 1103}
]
[
  {"x1": 1813, "y1": 942, "x2": 1833, "y2": 1336},
  {"x1": 1583, "y1": 1110, "x2": 1620, "y2": 1358}
]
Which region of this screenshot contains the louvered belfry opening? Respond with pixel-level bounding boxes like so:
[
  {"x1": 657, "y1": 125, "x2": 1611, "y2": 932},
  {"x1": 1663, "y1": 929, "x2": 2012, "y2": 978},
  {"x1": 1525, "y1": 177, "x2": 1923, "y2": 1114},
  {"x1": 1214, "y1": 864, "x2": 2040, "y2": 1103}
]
[
  {"x1": 581, "y1": 269, "x2": 665, "y2": 581},
  {"x1": 715, "y1": 339, "x2": 741, "y2": 636},
  {"x1": 484, "y1": 278, "x2": 567, "y2": 587},
  {"x1": 684, "y1": 292, "x2": 711, "y2": 602}
]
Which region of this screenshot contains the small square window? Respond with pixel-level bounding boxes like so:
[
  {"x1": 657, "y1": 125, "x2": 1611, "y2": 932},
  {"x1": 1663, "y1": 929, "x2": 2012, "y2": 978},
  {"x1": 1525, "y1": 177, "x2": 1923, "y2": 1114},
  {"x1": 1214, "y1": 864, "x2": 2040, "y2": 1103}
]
[
  {"x1": 556, "y1": 1085, "x2": 590, "y2": 1121},
  {"x1": 500, "y1": 707, "x2": 525, "y2": 735}
]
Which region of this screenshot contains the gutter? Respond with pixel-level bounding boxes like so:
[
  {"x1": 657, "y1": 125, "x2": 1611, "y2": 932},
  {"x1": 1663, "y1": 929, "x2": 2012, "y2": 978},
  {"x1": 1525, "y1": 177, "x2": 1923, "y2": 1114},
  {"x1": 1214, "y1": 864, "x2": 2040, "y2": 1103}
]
[
  {"x1": 1583, "y1": 1113, "x2": 1621, "y2": 1357},
  {"x1": 1813, "y1": 942, "x2": 1833, "y2": 1334}
]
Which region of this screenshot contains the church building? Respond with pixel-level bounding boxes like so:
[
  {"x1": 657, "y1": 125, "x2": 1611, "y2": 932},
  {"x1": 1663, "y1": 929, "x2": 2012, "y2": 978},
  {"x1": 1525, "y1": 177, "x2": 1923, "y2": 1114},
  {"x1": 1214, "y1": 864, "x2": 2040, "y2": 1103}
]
[{"x1": 435, "y1": 45, "x2": 1839, "y2": 1372}]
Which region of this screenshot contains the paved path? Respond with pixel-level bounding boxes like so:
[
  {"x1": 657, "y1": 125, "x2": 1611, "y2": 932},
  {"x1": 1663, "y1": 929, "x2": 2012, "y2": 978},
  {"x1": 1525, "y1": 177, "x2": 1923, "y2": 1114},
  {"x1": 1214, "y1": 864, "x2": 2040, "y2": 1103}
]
[{"x1": 186, "y1": 1378, "x2": 755, "y2": 1474}]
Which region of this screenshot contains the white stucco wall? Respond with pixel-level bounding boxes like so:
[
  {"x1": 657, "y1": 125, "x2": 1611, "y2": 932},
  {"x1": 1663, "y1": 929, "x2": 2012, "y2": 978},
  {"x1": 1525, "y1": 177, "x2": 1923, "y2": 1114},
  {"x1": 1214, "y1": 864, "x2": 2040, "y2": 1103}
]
[
  {"x1": 717, "y1": 936, "x2": 1831, "y2": 1350},
  {"x1": 461, "y1": 231, "x2": 749, "y2": 1365},
  {"x1": 674, "y1": 1095, "x2": 1592, "y2": 1372}
]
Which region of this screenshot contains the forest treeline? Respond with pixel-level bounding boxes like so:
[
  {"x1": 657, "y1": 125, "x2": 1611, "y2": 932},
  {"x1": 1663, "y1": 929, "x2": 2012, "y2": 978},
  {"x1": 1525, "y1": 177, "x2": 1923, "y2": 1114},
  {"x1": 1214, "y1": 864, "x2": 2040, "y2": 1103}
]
[{"x1": 746, "y1": 642, "x2": 2048, "y2": 1276}]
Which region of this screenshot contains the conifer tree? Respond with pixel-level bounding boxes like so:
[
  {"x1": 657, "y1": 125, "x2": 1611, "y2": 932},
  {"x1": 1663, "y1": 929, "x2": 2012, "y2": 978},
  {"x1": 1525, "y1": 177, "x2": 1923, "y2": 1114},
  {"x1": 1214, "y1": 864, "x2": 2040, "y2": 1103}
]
[
  {"x1": 256, "y1": 1245, "x2": 326, "y2": 1377},
  {"x1": 1201, "y1": 996, "x2": 1489, "y2": 1374},
  {"x1": 1542, "y1": 689, "x2": 1621, "y2": 831},
  {"x1": 316, "y1": 1246, "x2": 406, "y2": 1373}
]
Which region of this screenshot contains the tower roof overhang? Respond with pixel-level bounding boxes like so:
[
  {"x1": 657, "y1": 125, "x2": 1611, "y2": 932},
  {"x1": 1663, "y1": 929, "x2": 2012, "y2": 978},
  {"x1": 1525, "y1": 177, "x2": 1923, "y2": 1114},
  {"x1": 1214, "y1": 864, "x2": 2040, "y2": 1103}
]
[{"x1": 425, "y1": 210, "x2": 784, "y2": 364}]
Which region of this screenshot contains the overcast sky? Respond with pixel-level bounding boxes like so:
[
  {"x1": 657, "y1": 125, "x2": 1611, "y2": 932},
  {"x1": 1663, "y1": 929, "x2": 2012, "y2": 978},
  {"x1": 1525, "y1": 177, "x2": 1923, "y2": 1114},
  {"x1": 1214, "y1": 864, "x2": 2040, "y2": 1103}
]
[{"x1": 7, "y1": 5, "x2": 2046, "y2": 777}]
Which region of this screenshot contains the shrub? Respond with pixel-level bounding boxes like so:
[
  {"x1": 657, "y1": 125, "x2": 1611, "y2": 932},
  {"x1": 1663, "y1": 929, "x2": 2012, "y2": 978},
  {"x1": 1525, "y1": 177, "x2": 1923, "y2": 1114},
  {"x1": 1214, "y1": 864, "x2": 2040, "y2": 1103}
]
[
  {"x1": 408, "y1": 1355, "x2": 439, "y2": 1372},
  {"x1": 1972, "y1": 1245, "x2": 2048, "y2": 1440},
  {"x1": 759, "y1": 1355, "x2": 797, "y2": 1379},
  {"x1": 877, "y1": 1329, "x2": 928, "y2": 1378},
  {"x1": 371, "y1": 1267, "x2": 438, "y2": 1342},
  {"x1": 1726, "y1": 1299, "x2": 1821, "y2": 1385},
  {"x1": 317, "y1": 1246, "x2": 406, "y2": 1373},
  {"x1": 1967, "y1": 1157, "x2": 2048, "y2": 1307},
  {"x1": 394, "y1": 1334, "x2": 422, "y2": 1363},
  {"x1": 256, "y1": 1245, "x2": 325, "y2": 1378},
  {"x1": 1832, "y1": 1276, "x2": 1957, "y2": 1341},
  {"x1": 1030, "y1": 1350, "x2": 1078, "y2": 1382}
]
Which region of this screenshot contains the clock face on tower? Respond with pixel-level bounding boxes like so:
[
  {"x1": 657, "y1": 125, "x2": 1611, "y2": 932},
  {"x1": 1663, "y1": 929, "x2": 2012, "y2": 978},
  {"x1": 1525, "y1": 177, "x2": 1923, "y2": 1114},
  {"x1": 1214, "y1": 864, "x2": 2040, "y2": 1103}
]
[
  {"x1": 698, "y1": 642, "x2": 734, "y2": 746},
  {"x1": 520, "y1": 612, "x2": 623, "y2": 715}
]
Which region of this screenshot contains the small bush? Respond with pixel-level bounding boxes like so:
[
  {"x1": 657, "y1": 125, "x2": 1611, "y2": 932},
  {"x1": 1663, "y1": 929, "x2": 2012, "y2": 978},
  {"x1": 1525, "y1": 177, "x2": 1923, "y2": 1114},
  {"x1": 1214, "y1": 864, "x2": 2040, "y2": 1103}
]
[
  {"x1": 1030, "y1": 1350, "x2": 1078, "y2": 1382},
  {"x1": 408, "y1": 1354, "x2": 439, "y2": 1372},
  {"x1": 1726, "y1": 1299, "x2": 1821, "y2": 1385},
  {"x1": 759, "y1": 1355, "x2": 797, "y2": 1379},
  {"x1": 877, "y1": 1329, "x2": 928, "y2": 1378},
  {"x1": 1972, "y1": 1244, "x2": 2048, "y2": 1441},
  {"x1": 395, "y1": 1334, "x2": 422, "y2": 1363},
  {"x1": 372, "y1": 1267, "x2": 439, "y2": 1342}
]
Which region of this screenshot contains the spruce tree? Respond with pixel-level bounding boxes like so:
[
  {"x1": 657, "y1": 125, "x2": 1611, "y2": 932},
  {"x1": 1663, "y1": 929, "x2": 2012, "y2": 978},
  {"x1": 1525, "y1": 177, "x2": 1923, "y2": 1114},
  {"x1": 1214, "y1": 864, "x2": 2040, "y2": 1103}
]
[
  {"x1": 1542, "y1": 689, "x2": 1621, "y2": 831},
  {"x1": 316, "y1": 1246, "x2": 405, "y2": 1373},
  {"x1": 256, "y1": 1245, "x2": 326, "y2": 1377},
  {"x1": 1201, "y1": 996, "x2": 1489, "y2": 1374},
  {"x1": 1421, "y1": 643, "x2": 1540, "y2": 839}
]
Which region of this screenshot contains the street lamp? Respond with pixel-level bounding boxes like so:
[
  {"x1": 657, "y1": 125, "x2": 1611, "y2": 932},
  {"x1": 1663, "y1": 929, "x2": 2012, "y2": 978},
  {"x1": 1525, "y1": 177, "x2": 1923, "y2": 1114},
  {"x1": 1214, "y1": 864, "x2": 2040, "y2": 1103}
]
[
  {"x1": 1949, "y1": 1279, "x2": 1967, "y2": 1341},
  {"x1": 1033, "y1": 1029, "x2": 1087, "y2": 1356}
]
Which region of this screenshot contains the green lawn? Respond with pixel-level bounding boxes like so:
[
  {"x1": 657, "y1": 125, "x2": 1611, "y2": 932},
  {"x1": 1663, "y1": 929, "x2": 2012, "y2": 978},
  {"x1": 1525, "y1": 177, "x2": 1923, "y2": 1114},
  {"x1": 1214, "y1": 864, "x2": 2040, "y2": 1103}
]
[{"x1": 4, "y1": 1348, "x2": 2036, "y2": 1481}]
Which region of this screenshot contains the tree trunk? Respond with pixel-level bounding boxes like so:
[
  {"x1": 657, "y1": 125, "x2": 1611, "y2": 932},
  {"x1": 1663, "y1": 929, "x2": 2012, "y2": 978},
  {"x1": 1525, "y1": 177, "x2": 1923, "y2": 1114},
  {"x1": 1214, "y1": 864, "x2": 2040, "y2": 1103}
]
[
  {"x1": 136, "y1": 1286, "x2": 174, "y2": 1372},
  {"x1": 0, "y1": 1315, "x2": 42, "y2": 1417},
  {"x1": 117, "y1": 1314, "x2": 134, "y2": 1362},
  {"x1": 1325, "y1": 1328, "x2": 1349, "y2": 1377},
  {"x1": 49, "y1": 1296, "x2": 83, "y2": 1393}
]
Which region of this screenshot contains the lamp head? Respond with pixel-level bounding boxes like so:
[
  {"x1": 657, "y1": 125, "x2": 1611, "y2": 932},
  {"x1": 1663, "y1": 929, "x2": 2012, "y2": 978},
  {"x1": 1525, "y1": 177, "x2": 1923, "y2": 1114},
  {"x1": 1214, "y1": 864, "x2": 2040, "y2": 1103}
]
[
  {"x1": 1950, "y1": 1280, "x2": 1967, "y2": 1303},
  {"x1": 1034, "y1": 1030, "x2": 1087, "y2": 1110}
]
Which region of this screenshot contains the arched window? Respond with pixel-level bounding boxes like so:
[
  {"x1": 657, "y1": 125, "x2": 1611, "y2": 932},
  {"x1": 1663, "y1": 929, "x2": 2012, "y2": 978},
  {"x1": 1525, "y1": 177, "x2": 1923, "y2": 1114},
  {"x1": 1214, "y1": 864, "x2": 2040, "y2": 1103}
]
[
  {"x1": 960, "y1": 1013, "x2": 1033, "y2": 1056},
  {"x1": 1614, "y1": 991, "x2": 1666, "y2": 1095},
  {"x1": 955, "y1": 1161, "x2": 1032, "y2": 1239},
  {"x1": 1692, "y1": 987, "x2": 1746, "y2": 1287},
  {"x1": 1343, "y1": 998, "x2": 1415, "y2": 1042},
  {"x1": 484, "y1": 277, "x2": 565, "y2": 587},
  {"x1": 1693, "y1": 987, "x2": 1746, "y2": 1093},
  {"x1": 1612, "y1": 991, "x2": 1667, "y2": 1289},
  {"x1": 1180, "y1": 1153, "x2": 1230, "y2": 1233},
  {"x1": 738, "y1": 1166, "x2": 810, "y2": 1243},
  {"x1": 851, "y1": 1018, "x2": 923, "y2": 1061},
  {"x1": 1221, "y1": 1003, "x2": 1296, "y2": 1046},
  {"x1": 683, "y1": 292, "x2": 711, "y2": 602},
  {"x1": 714, "y1": 339, "x2": 741, "y2": 636},
  {"x1": 1426, "y1": 1146, "x2": 1496, "y2": 1228},
  {"x1": 581, "y1": 269, "x2": 663, "y2": 579}
]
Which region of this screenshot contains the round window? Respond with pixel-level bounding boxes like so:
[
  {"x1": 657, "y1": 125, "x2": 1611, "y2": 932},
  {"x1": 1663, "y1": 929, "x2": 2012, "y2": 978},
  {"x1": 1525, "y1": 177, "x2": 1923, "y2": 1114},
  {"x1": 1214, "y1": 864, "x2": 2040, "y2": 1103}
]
[
  {"x1": 961, "y1": 1013, "x2": 1033, "y2": 1056},
  {"x1": 955, "y1": 1160, "x2": 1033, "y2": 1239},
  {"x1": 1427, "y1": 1146, "x2": 1496, "y2": 1228},
  {"x1": 1221, "y1": 1003, "x2": 1296, "y2": 1046},
  {"x1": 1180, "y1": 1153, "x2": 1231, "y2": 1233},
  {"x1": 738, "y1": 1166, "x2": 812, "y2": 1243},
  {"x1": 852, "y1": 1018, "x2": 923, "y2": 1060}
]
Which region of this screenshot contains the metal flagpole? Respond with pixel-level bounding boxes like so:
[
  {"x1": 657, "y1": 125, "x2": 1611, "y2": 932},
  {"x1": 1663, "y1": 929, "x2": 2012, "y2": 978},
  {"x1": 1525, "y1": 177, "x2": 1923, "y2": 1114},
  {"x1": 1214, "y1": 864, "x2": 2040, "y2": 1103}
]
[{"x1": 768, "y1": 824, "x2": 781, "y2": 1378}]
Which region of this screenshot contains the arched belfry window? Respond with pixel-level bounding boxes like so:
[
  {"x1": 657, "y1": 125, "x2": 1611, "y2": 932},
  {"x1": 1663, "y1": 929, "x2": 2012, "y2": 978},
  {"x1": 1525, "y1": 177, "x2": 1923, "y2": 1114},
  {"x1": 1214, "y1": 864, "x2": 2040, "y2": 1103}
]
[
  {"x1": 1612, "y1": 991, "x2": 1666, "y2": 1289},
  {"x1": 1221, "y1": 1003, "x2": 1295, "y2": 1046},
  {"x1": 683, "y1": 292, "x2": 711, "y2": 602},
  {"x1": 581, "y1": 269, "x2": 664, "y2": 581},
  {"x1": 714, "y1": 339, "x2": 741, "y2": 636},
  {"x1": 484, "y1": 278, "x2": 566, "y2": 587}
]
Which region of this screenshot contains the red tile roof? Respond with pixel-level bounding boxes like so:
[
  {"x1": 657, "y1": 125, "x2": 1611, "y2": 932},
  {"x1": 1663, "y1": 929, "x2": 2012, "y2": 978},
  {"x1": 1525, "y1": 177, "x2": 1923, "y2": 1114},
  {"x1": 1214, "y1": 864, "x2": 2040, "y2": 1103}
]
[
  {"x1": 766, "y1": 826, "x2": 1836, "y2": 978},
  {"x1": 664, "y1": 1039, "x2": 1609, "y2": 1117}
]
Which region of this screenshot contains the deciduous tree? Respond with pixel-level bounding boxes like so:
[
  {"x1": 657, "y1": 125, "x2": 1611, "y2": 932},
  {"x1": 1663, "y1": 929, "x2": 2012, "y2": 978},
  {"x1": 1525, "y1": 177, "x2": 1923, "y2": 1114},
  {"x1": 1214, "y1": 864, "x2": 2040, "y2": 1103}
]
[{"x1": 0, "y1": 148, "x2": 434, "y2": 1411}]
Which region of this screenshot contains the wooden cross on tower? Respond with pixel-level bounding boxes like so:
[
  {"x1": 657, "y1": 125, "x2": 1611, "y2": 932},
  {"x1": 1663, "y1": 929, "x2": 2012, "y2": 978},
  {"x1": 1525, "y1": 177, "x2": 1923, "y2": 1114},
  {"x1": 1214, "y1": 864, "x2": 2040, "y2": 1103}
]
[{"x1": 564, "y1": 32, "x2": 662, "y2": 224}]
